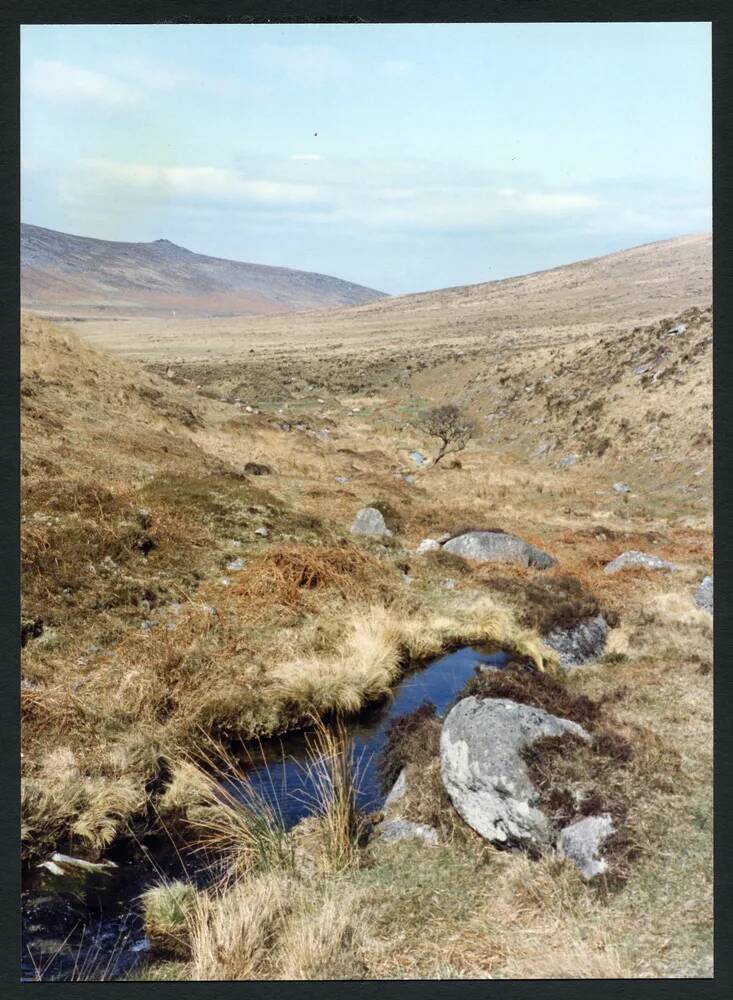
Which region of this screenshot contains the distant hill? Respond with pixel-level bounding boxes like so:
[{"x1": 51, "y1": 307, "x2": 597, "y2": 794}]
[{"x1": 20, "y1": 223, "x2": 387, "y2": 318}]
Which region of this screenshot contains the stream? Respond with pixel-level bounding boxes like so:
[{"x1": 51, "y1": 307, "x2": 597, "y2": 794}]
[{"x1": 21, "y1": 644, "x2": 508, "y2": 981}]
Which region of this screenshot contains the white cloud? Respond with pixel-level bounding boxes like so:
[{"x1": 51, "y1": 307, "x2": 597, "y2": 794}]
[
  {"x1": 41, "y1": 152, "x2": 709, "y2": 256},
  {"x1": 290, "y1": 154, "x2": 323, "y2": 162},
  {"x1": 25, "y1": 59, "x2": 138, "y2": 106},
  {"x1": 68, "y1": 159, "x2": 326, "y2": 211}
]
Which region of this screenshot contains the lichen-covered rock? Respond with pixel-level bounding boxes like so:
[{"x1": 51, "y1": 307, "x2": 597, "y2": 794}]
[
  {"x1": 557, "y1": 814, "x2": 615, "y2": 879},
  {"x1": 603, "y1": 550, "x2": 673, "y2": 575},
  {"x1": 378, "y1": 819, "x2": 439, "y2": 846},
  {"x1": 440, "y1": 697, "x2": 590, "y2": 849},
  {"x1": 350, "y1": 507, "x2": 392, "y2": 537},
  {"x1": 694, "y1": 575, "x2": 713, "y2": 614},
  {"x1": 543, "y1": 614, "x2": 609, "y2": 668},
  {"x1": 441, "y1": 531, "x2": 556, "y2": 569}
]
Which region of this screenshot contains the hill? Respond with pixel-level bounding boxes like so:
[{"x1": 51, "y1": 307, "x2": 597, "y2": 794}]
[
  {"x1": 20, "y1": 223, "x2": 387, "y2": 318},
  {"x1": 70, "y1": 233, "x2": 711, "y2": 365}
]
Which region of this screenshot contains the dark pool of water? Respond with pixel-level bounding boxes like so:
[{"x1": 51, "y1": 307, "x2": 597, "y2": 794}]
[
  {"x1": 229, "y1": 644, "x2": 509, "y2": 827},
  {"x1": 21, "y1": 644, "x2": 507, "y2": 981}
]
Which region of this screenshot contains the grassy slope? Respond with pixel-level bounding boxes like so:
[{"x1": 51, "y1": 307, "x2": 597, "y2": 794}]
[{"x1": 21, "y1": 272, "x2": 713, "y2": 978}]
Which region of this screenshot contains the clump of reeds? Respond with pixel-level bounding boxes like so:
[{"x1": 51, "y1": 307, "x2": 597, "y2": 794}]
[{"x1": 301, "y1": 715, "x2": 366, "y2": 872}]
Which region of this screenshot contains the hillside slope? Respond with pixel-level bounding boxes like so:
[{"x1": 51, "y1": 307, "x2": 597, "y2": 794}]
[
  {"x1": 70, "y1": 233, "x2": 711, "y2": 364},
  {"x1": 21, "y1": 223, "x2": 387, "y2": 318}
]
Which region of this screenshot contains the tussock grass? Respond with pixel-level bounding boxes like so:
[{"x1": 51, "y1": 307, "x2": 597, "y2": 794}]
[
  {"x1": 301, "y1": 716, "x2": 365, "y2": 871},
  {"x1": 141, "y1": 880, "x2": 199, "y2": 957},
  {"x1": 271, "y1": 594, "x2": 548, "y2": 722},
  {"x1": 186, "y1": 872, "x2": 365, "y2": 980},
  {"x1": 21, "y1": 748, "x2": 143, "y2": 859},
  {"x1": 158, "y1": 744, "x2": 293, "y2": 882}
]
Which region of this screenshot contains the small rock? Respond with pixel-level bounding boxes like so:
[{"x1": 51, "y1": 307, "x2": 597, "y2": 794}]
[
  {"x1": 403, "y1": 474, "x2": 416, "y2": 485},
  {"x1": 559, "y1": 453, "x2": 578, "y2": 469},
  {"x1": 255, "y1": 527, "x2": 269, "y2": 537},
  {"x1": 557, "y1": 814, "x2": 615, "y2": 879},
  {"x1": 543, "y1": 614, "x2": 609, "y2": 668},
  {"x1": 226, "y1": 558, "x2": 246, "y2": 571},
  {"x1": 220, "y1": 577, "x2": 232, "y2": 586},
  {"x1": 409, "y1": 451, "x2": 426, "y2": 466},
  {"x1": 378, "y1": 820, "x2": 439, "y2": 846},
  {"x1": 416, "y1": 538, "x2": 440, "y2": 555},
  {"x1": 694, "y1": 575, "x2": 713, "y2": 614},
  {"x1": 401, "y1": 573, "x2": 413, "y2": 585},
  {"x1": 442, "y1": 578, "x2": 456, "y2": 590},
  {"x1": 613, "y1": 483, "x2": 631, "y2": 494},
  {"x1": 335, "y1": 476, "x2": 350, "y2": 485},
  {"x1": 535, "y1": 441, "x2": 552, "y2": 456},
  {"x1": 665, "y1": 323, "x2": 687, "y2": 337},
  {"x1": 604, "y1": 550, "x2": 673, "y2": 575},
  {"x1": 350, "y1": 507, "x2": 392, "y2": 537}
]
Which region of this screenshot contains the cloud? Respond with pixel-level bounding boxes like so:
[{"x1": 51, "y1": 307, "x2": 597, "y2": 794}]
[
  {"x1": 24, "y1": 59, "x2": 138, "y2": 106},
  {"x1": 65, "y1": 159, "x2": 328, "y2": 212},
  {"x1": 35, "y1": 152, "x2": 709, "y2": 266},
  {"x1": 290, "y1": 154, "x2": 323, "y2": 162}
]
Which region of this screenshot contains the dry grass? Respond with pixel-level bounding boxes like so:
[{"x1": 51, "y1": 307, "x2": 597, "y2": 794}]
[
  {"x1": 21, "y1": 307, "x2": 712, "y2": 979},
  {"x1": 231, "y1": 543, "x2": 394, "y2": 609},
  {"x1": 186, "y1": 872, "x2": 365, "y2": 980}
]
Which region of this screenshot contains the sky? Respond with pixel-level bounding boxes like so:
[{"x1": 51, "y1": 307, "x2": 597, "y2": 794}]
[{"x1": 21, "y1": 22, "x2": 711, "y2": 295}]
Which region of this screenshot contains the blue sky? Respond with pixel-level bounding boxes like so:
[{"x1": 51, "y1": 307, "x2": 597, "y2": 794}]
[{"x1": 21, "y1": 22, "x2": 711, "y2": 294}]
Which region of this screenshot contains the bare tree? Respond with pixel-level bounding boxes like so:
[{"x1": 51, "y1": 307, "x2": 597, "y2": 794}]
[{"x1": 419, "y1": 403, "x2": 475, "y2": 466}]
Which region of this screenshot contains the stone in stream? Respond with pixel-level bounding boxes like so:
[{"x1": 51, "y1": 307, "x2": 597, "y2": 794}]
[
  {"x1": 557, "y1": 814, "x2": 615, "y2": 879},
  {"x1": 543, "y1": 614, "x2": 610, "y2": 668},
  {"x1": 442, "y1": 531, "x2": 556, "y2": 569},
  {"x1": 694, "y1": 575, "x2": 713, "y2": 614},
  {"x1": 603, "y1": 550, "x2": 673, "y2": 575},
  {"x1": 440, "y1": 697, "x2": 590, "y2": 850},
  {"x1": 350, "y1": 507, "x2": 392, "y2": 537},
  {"x1": 382, "y1": 769, "x2": 407, "y2": 815}
]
